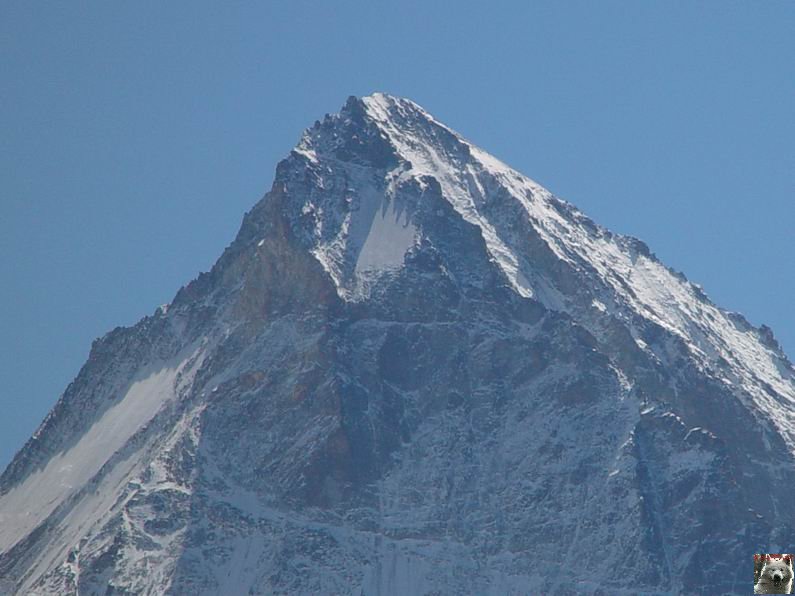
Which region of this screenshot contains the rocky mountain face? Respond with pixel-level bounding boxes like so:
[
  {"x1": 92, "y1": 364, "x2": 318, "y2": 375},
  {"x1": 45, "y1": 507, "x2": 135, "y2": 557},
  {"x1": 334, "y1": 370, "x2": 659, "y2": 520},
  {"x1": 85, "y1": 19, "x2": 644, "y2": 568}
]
[{"x1": 1, "y1": 94, "x2": 794, "y2": 595}]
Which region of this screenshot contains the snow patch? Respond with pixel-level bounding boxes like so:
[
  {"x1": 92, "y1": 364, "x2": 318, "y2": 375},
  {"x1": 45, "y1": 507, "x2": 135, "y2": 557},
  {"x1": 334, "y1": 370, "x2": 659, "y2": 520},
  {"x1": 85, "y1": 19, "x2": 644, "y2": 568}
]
[
  {"x1": 355, "y1": 196, "x2": 416, "y2": 274},
  {"x1": 0, "y1": 347, "x2": 202, "y2": 555}
]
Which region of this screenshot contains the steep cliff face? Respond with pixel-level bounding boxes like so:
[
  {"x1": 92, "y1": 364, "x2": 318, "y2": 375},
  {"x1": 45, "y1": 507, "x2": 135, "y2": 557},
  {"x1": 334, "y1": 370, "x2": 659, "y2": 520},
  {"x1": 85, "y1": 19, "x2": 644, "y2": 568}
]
[{"x1": 1, "y1": 93, "x2": 793, "y2": 595}]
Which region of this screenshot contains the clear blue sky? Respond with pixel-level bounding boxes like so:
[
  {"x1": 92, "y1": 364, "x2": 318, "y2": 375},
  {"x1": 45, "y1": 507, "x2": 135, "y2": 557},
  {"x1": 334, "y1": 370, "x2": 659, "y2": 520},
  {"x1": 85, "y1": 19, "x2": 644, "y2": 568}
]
[{"x1": 1, "y1": 2, "x2": 793, "y2": 470}]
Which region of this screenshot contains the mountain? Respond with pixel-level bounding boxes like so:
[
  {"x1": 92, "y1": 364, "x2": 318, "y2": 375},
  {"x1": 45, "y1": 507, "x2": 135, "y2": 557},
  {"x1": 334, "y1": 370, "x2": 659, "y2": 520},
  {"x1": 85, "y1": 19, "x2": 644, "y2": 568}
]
[{"x1": 1, "y1": 93, "x2": 793, "y2": 595}]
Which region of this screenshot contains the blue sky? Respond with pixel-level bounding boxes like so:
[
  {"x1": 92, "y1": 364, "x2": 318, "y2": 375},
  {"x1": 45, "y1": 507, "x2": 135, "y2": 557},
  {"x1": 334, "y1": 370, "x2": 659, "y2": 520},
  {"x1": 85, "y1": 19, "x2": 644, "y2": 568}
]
[{"x1": 1, "y1": 2, "x2": 793, "y2": 470}]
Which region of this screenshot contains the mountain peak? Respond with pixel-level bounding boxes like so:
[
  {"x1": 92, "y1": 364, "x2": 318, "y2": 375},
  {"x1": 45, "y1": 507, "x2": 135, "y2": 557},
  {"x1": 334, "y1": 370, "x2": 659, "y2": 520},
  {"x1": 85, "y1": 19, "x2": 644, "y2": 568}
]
[
  {"x1": 2, "y1": 94, "x2": 794, "y2": 594},
  {"x1": 285, "y1": 93, "x2": 554, "y2": 301},
  {"x1": 359, "y1": 92, "x2": 437, "y2": 126},
  {"x1": 275, "y1": 94, "x2": 795, "y2": 441},
  {"x1": 294, "y1": 92, "x2": 441, "y2": 165}
]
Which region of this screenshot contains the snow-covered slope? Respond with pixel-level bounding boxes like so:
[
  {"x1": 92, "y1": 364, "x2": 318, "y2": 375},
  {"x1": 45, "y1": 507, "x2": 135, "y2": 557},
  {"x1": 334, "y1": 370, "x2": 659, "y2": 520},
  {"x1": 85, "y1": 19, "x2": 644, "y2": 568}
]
[{"x1": 1, "y1": 93, "x2": 793, "y2": 595}]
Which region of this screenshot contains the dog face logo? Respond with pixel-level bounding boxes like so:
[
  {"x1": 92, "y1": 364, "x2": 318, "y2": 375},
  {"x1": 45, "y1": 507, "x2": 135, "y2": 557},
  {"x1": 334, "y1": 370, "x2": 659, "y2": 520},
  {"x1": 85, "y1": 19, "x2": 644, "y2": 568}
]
[{"x1": 755, "y1": 554, "x2": 794, "y2": 594}]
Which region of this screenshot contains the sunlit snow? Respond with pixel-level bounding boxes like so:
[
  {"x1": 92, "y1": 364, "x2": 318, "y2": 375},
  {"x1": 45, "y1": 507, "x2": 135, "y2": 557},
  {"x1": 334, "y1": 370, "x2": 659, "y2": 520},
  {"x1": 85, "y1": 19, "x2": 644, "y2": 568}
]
[{"x1": 0, "y1": 347, "x2": 202, "y2": 555}]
